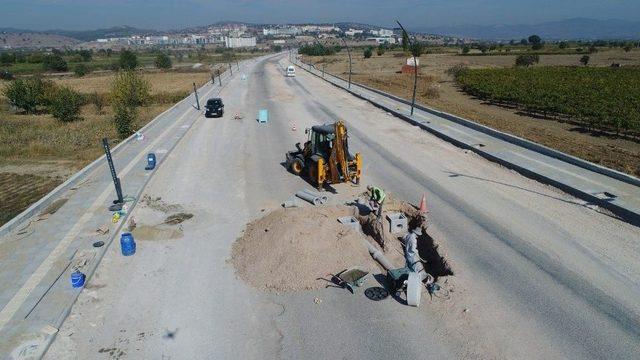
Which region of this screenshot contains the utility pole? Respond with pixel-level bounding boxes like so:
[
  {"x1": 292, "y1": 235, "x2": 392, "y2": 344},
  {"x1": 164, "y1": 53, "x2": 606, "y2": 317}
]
[
  {"x1": 341, "y1": 38, "x2": 352, "y2": 89},
  {"x1": 211, "y1": 73, "x2": 215, "y2": 85},
  {"x1": 397, "y1": 20, "x2": 418, "y2": 116},
  {"x1": 228, "y1": 62, "x2": 233, "y2": 75},
  {"x1": 217, "y1": 69, "x2": 222, "y2": 86},
  {"x1": 193, "y1": 82, "x2": 200, "y2": 110},
  {"x1": 102, "y1": 138, "x2": 124, "y2": 211}
]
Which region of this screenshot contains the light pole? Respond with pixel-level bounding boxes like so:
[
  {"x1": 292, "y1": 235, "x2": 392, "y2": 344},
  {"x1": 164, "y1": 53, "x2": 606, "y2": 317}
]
[
  {"x1": 340, "y1": 37, "x2": 352, "y2": 89},
  {"x1": 397, "y1": 20, "x2": 418, "y2": 116}
]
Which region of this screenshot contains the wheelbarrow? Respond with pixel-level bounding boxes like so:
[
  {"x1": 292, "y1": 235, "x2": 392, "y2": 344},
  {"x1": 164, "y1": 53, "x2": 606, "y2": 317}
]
[{"x1": 334, "y1": 267, "x2": 369, "y2": 294}]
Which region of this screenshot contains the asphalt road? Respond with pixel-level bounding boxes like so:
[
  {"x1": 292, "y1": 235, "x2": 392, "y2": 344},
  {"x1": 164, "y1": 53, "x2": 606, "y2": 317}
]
[{"x1": 44, "y1": 54, "x2": 640, "y2": 359}]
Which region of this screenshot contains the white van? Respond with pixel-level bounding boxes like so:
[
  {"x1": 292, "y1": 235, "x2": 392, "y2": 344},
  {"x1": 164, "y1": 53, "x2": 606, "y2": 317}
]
[{"x1": 286, "y1": 65, "x2": 296, "y2": 77}]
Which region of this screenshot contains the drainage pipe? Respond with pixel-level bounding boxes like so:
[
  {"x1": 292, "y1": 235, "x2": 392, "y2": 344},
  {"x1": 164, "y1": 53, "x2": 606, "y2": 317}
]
[
  {"x1": 301, "y1": 189, "x2": 328, "y2": 204},
  {"x1": 295, "y1": 191, "x2": 322, "y2": 205},
  {"x1": 363, "y1": 239, "x2": 431, "y2": 283}
]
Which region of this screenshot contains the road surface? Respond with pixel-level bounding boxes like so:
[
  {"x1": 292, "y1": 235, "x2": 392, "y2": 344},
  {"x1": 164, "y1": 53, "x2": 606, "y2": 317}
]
[{"x1": 41, "y1": 54, "x2": 640, "y2": 359}]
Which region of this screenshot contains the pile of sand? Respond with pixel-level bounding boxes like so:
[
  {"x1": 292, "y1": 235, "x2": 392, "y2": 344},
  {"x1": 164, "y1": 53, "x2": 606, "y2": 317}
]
[{"x1": 231, "y1": 205, "x2": 378, "y2": 292}]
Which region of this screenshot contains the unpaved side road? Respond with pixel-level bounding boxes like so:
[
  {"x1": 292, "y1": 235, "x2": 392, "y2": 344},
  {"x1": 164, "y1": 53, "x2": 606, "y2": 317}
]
[{"x1": 46, "y1": 55, "x2": 640, "y2": 359}]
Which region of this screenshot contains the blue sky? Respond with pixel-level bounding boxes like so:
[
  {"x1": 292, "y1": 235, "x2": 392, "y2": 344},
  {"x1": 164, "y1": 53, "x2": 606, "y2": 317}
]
[{"x1": 2, "y1": 0, "x2": 639, "y2": 31}]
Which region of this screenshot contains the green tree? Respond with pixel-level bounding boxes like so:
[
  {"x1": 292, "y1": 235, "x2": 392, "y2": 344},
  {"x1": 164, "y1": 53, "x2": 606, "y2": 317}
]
[
  {"x1": 3, "y1": 77, "x2": 51, "y2": 113},
  {"x1": 623, "y1": 44, "x2": 632, "y2": 52},
  {"x1": 588, "y1": 46, "x2": 598, "y2": 54},
  {"x1": 0, "y1": 52, "x2": 15, "y2": 65},
  {"x1": 515, "y1": 54, "x2": 540, "y2": 67},
  {"x1": 119, "y1": 49, "x2": 138, "y2": 70},
  {"x1": 154, "y1": 53, "x2": 172, "y2": 69},
  {"x1": 558, "y1": 42, "x2": 568, "y2": 49},
  {"x1": 74, "y1": 63, "x2": 89, "y2": 77},
  {"x1": 113, "y1": 103, "x2": 136, "y2": 138},
  {"x1": 462, "y1": 45, "x2": 470, "y2": 54},
  {"x1": 78, "y1": 49, "x2": 92, "y2": 62},
  {"x1": 376, "y1": 44, "x2": 386, "y2": 56},
  {"x1": 528, "y1": 35, "x2": 542, "y2": 45},
  {"x1": 42, "y1": 54, "x2": 68, "y2": 71},
  {"x1": 410, "y1": 42, "x2": 423, "y2": 57},
  {"x1": 402, "y1": 31, "x2": 410, "y2": 52},
  {"x1": 363, "y1": 47, "x2": 373, "y2": 59},
  {"x1": 110, "y1": 70, "x2": 150, "y2": 107},
  {"x1": 580, "y1": 55, "x2": 590, "y2": 66},
  {"x1": 47, "y1": 86, "x2": 83, "y2": 122}
]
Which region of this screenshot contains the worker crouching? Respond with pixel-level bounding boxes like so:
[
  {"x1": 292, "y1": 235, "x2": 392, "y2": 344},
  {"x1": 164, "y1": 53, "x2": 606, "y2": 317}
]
[{"x1": 367, "y1": 185, "x2": 386, "y2": 220}]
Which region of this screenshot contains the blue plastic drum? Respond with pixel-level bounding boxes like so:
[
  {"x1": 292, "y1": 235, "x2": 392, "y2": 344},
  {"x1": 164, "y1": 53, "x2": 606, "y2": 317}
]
[
  {"x1": 120, "y1": 232, "x2": 136, "y2": 256},
  {"x1": 71, "y1": 270, "x2": 85, "y2": 288}
]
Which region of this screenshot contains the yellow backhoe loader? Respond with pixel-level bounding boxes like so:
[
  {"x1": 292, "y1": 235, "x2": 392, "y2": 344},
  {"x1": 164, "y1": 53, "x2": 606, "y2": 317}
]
[{"x1": 286, "y1": 121, "x2": 362, "y2": 190}]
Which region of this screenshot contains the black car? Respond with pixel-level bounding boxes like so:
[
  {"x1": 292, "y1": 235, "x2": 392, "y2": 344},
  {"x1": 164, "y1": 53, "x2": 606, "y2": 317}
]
[{"x1": 204, "y1": 98, "x2": 224, "y2": 118}]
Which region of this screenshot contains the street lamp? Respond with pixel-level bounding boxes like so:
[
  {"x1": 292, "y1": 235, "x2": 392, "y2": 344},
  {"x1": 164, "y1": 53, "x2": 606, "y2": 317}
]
[
  {"x1": 396, "y1": 20, "x2": 418, "y2": 116},
  {"x1": 340, "y1": 37, "x2": 352, "y2": 89}
]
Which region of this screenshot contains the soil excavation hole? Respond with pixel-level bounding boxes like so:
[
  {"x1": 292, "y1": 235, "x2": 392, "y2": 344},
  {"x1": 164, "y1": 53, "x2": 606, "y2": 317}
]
[{"x1": 356, "y1": 196, "x2": 454, "y2": 281}]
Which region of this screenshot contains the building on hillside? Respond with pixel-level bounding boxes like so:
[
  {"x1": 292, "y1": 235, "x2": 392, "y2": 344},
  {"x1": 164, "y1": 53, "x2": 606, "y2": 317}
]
[
  {"x1": 224, "y1": 36, "x2": 256, "y2": 48},
  {"x1": 370, "y1": 29, "x2": 394, "y2": 37},
  {"x1": 262, "y1": 27, "x2": 301, "y2": 37},
  {"x1": 366, "y1": 37, "x2": 397, "y2": 44},
  {"x1": 345, "y1": 29, "x2": 364, "y2": 37}
]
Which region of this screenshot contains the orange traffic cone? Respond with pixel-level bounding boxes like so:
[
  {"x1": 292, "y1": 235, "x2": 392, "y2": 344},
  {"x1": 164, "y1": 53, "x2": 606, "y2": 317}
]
[{"x1": 419, "y1": 193, "x2": 428, "y2": 215}]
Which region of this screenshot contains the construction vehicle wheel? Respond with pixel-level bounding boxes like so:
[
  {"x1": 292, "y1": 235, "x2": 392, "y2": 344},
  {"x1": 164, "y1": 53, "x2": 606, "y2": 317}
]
[{"x1": 291, "y1": 158, "x2": 304, "y2": 175}]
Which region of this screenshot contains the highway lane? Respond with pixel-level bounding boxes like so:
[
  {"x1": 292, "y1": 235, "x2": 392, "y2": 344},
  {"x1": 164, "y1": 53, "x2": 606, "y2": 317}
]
[{"x1": 46, "y1": 54, "x2": 640, "y2": 359}]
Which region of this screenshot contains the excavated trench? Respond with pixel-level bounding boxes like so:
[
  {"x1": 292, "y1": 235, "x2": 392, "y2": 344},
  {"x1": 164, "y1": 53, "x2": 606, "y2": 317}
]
[{"x1": 356, "y1": 200, "x2": 454, "y2": 280}]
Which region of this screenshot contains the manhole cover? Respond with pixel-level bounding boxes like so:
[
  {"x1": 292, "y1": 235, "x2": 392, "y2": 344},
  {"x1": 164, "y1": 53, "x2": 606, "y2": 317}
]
[{"x1": 364, "y1": 287, "x2": 389, "y2": 301}]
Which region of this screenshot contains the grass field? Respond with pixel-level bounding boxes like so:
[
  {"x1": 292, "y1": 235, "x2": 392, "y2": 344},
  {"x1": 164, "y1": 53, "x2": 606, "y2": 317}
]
[{"x1": 304, "y1": 48, "x2": 640, "y2": 176}]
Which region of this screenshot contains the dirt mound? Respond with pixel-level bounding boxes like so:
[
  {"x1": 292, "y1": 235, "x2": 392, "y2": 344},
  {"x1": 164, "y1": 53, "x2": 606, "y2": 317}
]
[{"x1": 231, "y1": 205, "x2": 377, "y2": 292}]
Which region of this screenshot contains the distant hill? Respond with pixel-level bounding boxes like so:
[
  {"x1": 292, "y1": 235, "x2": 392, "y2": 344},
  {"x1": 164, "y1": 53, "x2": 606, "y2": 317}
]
[
  {"x1": 416, "y1": 18, "x2": 640, "y2": 40},
  {"x1": 48, "y1": 26, "x2": 160, "y2": 41},
  {"x1": 0, "y1": 32, "x2": 79, "y2": 49},
  {"x1": 0, "y1": 26, "x2": 159, "y2": 42}
]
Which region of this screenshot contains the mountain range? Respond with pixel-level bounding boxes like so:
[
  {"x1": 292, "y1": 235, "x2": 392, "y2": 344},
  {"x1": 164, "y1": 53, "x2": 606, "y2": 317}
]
[{"x1": 416, "y1": 18, "x2": 640, "y2": 40}]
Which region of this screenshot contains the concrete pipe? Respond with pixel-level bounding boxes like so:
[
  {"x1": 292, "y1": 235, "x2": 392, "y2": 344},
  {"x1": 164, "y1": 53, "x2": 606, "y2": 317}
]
[
  {"x1": 301, "y1": 189, "x2": 328, "y2": 204},
  {"x1": 295, "y1": 191, "x2": 322, "y2": 205}
]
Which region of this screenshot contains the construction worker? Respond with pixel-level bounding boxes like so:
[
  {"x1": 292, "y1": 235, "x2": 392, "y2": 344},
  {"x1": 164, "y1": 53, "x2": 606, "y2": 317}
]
[
  {"x1": 367, "y1": 185, "x2": 386, "y2": 220},
  {"x1": 403, "y1": 227, "x2": 421, "y2": 271}
]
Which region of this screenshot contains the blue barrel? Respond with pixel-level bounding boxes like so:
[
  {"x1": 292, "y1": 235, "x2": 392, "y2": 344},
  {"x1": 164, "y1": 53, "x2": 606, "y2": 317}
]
[
  {"x1": 71, "y1": 270, "x2": 85, "y2": 288},
  {"x1": 120, "y1": 232, "x2": 136, "y2": 256}
]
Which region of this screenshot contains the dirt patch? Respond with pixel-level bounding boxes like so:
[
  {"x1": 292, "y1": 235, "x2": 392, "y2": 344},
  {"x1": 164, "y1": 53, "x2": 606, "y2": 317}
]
[
  {"x1": 163, "y1": 212, "x2": 193, "y2": 225},
  {"x1": 139, "y1": 194, "x2": 182, "y2": 213},
  {"x1": 231, "y1": 205, "x2": 378, "y2": 292},
  {"x1": 132, "y1": 225, "x2": 183, "y2": 241}
]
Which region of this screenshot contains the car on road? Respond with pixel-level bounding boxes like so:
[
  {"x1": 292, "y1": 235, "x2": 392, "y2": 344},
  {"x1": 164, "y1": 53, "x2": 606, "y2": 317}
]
[
  {"x1": 286, "y1": 66, "x2": 296, "y2": 77},
  {"x1": 205, "y1": 98, "x2": 224, "y2": 118}
]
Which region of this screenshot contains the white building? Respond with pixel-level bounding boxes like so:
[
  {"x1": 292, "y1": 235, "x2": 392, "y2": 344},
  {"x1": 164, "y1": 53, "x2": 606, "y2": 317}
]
[
  {"x1": 262, "y1": 27, "x2": 301, "y2": 36},
  {"x1": 345, "y1": 29, "x2": 364, "y2": 37},
  {"x1": 370, "y1": 29, "x2": 394, "y2": 37},
  {"x1": 366, "y1": 37, "x2": 397, "y2": 44},
  {"x1": 225, "y1": 36, "x2": 256, "y2": 48}
]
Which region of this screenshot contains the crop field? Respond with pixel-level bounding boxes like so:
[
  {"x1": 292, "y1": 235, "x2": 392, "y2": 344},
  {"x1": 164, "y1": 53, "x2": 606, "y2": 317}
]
[
  {"x1": 455, "y1": 66, "x2": 640, "y2": 135},
  {"x1": 0, "y1": 172, "x2": 61, "y2": 225}
]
